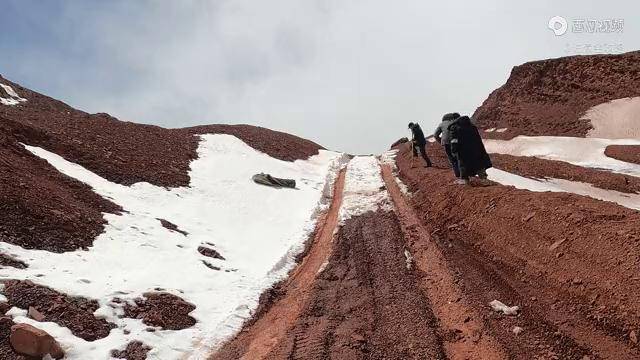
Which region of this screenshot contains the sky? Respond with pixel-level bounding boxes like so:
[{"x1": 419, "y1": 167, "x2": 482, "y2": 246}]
[{"x1": 0, "y1": 0, "x2": 636, "y2": 154}]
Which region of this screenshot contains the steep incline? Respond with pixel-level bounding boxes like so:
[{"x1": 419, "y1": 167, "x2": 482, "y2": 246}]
[
  {"x1": 473, "y1": 51, "x2": 640, "y2": 139},
  {"x1": 0, "y1": 75, "x2": 323, "y2": 252}
]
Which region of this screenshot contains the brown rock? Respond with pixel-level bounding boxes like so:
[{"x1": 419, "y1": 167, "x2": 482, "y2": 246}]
[
  {"x1": 630, "y1": 330, "x2": 638, "y2": 344},
  {"x1": 28, "y1": 306, "x2": 46, "y2": 322},
  {"x1": 10, "y1": 323, "x2": 64, "y2": 359}
]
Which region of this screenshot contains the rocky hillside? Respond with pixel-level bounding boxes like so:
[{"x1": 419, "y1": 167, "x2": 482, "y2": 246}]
[
  {"x1": 0, "y1": 74, "x2": 323, "y2": 253},
  {"x1": 473, "y1": 51, "x2": 640, "y2": 139}
]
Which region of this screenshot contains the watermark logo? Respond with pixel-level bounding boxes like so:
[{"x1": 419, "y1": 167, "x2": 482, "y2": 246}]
[
  {"x1": 548, "y1": 16, "x2": 625, "y2": 55},
  {"x1": 548, "y1": 16, "x2": 568, "y2": 36},
  {"x1": 548, "y1": 16, "x2": 624, "y2": 36}
]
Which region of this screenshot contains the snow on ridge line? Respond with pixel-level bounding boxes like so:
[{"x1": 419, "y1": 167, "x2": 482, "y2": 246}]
[
  {"x1": 4, "y1": 134, "x2": 343, "y2": 360},
  {"x1": 339, "y1": 156, "x2": 392, "y2": 223},
  {"x1": 0, "y1": 83, "x2": 27, "y2": 106},
  {"x1": 487, "y1": 168, "x2": 640, "y2": 211},
  {"x1": 484, "y1": 136, "x2": 640, "y2": 178}
]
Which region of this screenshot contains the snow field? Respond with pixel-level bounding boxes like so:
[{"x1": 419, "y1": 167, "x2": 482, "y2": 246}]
[{"x1": 1, "y1": 134, "x2": 344, "y2": 359}]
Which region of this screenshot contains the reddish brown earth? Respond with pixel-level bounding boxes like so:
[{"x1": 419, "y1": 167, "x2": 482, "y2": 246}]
[
  {"x1": 394, "y1": 143, "x2": 640, "y2": 358},
  {"x1": 122, "y1": 292, "x2": 196, "y2": 330},
  {"x1": 473, "y1": 51, "x2": 640, "y2": 139},
  {"x1": 0, "y1": 317, "x2": 25, "y2": 360},
  {"x1": 491, "y1": 153, "x2": 640, "y2": 194},
  {"x1": 214, "y1": 169, "x2": 449, "y2": 360},
  {"x1": 111, "y1": 341, "x2": 152, "y2": 360},
  {"x1": 260, "y1": 210, "x2": 445, "y2": 359},
  {"x1": 198, "y1": 246, "x2": 225, "y2": 260},
  {"x1": 381, "y1": 164, "x2": 506, "y2": 359},
  {"x1": 212, "y1": 169, "x2": 346, "y2": 360},
  {"x1": 605, "y1": 145, "x2": 640, "y2": 165},
  {"x1": 0, "y1": 253, "x2": 27, "y2": 269},
  {"x1": 0, "y1": 74, "x2": 323, "y2": 253},
  {"x1": 2, "y1": 280, "x2": 115, "y2": 341},
  {"x1": 158, "y1": 218, "x2": 189, "y2": 236}
]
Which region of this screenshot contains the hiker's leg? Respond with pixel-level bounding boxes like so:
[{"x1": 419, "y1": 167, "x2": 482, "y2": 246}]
[
  {"x1": 444, "y1": 144, "x2": 460, "y2": 177},
  {"x1": 412, "y1": 143, "x2": 419, "y2": 157},
  {"x1": 477, "y1": 168, "x2": 488, "y2": 179},
  {"x1": 419, "y1": 144, "x2": 432, "y2": 167}
]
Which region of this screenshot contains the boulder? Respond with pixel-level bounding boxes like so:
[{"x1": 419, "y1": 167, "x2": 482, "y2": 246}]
[{"x1": 10, "y1": 323, "x2": 64, "y2": 359}]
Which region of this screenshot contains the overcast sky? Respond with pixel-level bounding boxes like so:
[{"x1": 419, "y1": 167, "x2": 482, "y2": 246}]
[{"x1": 0, "y1": 1, "x2": 636, "y2": 154}]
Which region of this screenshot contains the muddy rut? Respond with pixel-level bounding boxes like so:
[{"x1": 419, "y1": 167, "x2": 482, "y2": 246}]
[{"x1": 213, "y1": 152, "x2": 639, "y2": 359}]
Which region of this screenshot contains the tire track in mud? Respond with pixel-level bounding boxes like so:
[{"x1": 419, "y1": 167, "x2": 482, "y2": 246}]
[
  {"x1": 211, "y1": 168, "x2": 346, "y2": 360},
  {"x1": 268, "y1": 210, "x2": 446, "y2": 359},
  {"x1": 392, "y1": 144, "x2": 640, "y2": 359},
  {"x1": 380, "y1": 163, "x2": 507, "y2": 360}
]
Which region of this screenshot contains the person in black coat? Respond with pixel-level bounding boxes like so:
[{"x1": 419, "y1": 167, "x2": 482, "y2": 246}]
[
  {"x1": 408, "y1": 122, "x2": 433, "y2": 167},
  {"x1": 449, "y1": 116, "x2": 492, "y2": 184}
]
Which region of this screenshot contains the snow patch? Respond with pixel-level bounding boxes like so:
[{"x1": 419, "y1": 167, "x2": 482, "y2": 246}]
[
  {"x1": 3, "y1": 134, "x2": 342, "y2": 359},
  {"x1": 496, "y1": 128, "x2": 508, "y2": 133},
  {"x1": 484, "y1": 136, "x2": 640, "y2": 178},
  {"x1": 583, "y1": 97, "x2": 640, "y2": 139},
  {"x1": 379, "y1": 150, "x2": 410, "y2": 196},
  {"x1": 0, "y1": 83, "x2": 27, "y2": 106},
  {"x1": 487, "y1": 168, "x2": 640, "y2": 210},
  {"x1": 339, "y1": 156, "x2": 392, "y2": 223},
  {"x1": 484, "y1": 128, "x2": 496, "y2": 133}
]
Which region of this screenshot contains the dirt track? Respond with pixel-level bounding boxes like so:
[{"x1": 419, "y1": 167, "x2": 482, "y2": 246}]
[
  {"x1": 214, "y1": 147, "x2": 640, "y2": 359},
  {"x1": 395, "y1": 143, "x2": 640, "y2": 359},
  {"x1": 213, "y1": 169, "x2": 347, "y2": 359}
]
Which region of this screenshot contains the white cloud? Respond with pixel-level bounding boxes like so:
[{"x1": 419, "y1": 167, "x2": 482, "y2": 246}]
[{"x1": 2, "y1": 0, "x2": 637, "y2": 153}]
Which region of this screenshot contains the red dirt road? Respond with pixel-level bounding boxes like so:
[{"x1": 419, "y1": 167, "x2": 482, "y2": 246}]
[
  {"x1": 395, "y1": 143, "x2": 640, "y2": 359},
  {"x1": 212, "y1": 168, "x2": 347, "y2": 359},
  {"x1": 380, "y1": 164, "x2": 506, "y2": 359}
]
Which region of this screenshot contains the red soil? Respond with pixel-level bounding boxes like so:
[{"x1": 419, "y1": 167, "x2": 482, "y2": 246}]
[
  {"x1": 473, "y1": 51, "x2": 640, "y2": 139},
  {"x1": 395, "y1": 143, "x2": 640, "y2": 358},
  {"x1": 0, "y1": 253, "x2": 27, "y2": 269},
  {"x1": 212, "y1": 168, "x2": 346, "y2": 359},
  {"x1": 262, "y1": 211, "x2": 445, "y2": 359},
  {"x1": 605, "y1": 145, "x2": 640, "y2": 165},
  {"x1": 1, "y1": 74, "x2": 323, "y2": 188},
  {"x1": 198, "y1": 246, "x2": 225, "y2": 260},
  {"x1": 0, "y1": 130, "x2": 121, "y2": 253},
  {"x1": 0, "y1": 74, "x2": 323, "y2": 253},
  {"x1": 2, "y1": 280, "x2": 115, "y2": 341},
  {"x1": 123, "y1": 292, "x2": 196, "y2": 330},
  {"x1": 158, "y1": 218, "x2": 189, "y2": 236},
  {"x1": 111, "y1": 341, "x2": 152, "y2": 360},
  {"x1": 492, "y1": 153, "x2": 640, "y2": 194},
  {"x1": 0, "y1": 317, "x2": 24, "y2": 360},
  {"x1": 381, "y1": 164, "x2": 506, "y2": 359}
]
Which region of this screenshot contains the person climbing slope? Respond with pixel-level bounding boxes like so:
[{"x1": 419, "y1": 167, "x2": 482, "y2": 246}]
[
  {"x1": 408, "y1": 122, "x2": 433, "y2": 167},
  {"x1": 449, "y1": 115, "x2": 492, "y2": 185},
  {"x1": 434, "y1": 112, "x2": 461, "y2": 178}
]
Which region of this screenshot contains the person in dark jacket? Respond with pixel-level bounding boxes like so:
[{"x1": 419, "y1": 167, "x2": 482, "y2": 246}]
[
  {"x1": 449, "y1": 116, "x2": 492, "y2": 184},
  {"x1": 408, "y1": 122, "x2": 433, "y2": 167},
  {"x1": 434, "y1": 112, "x2": 461, "y2": 178}
]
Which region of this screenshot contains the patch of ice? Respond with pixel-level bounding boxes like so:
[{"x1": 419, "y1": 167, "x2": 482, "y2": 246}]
[
  {"x1": 2, "y1": 134, "x2": 343, "y2": 359},
  {"x1": 484, "y1": 136, "x2": 640, "y2": 177},
  {"x1": 339, "y1": 156, "x2": 392, "y2": 223},
  {"x1": 583, "y1": 97, "x2": 640, "y2": 139},
  {"x1": 0, "y1": 83, "x2": 27, "y2": 106},
  {"x1": 487, "y1": 168, "x2": 640, "y2": 210}
]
